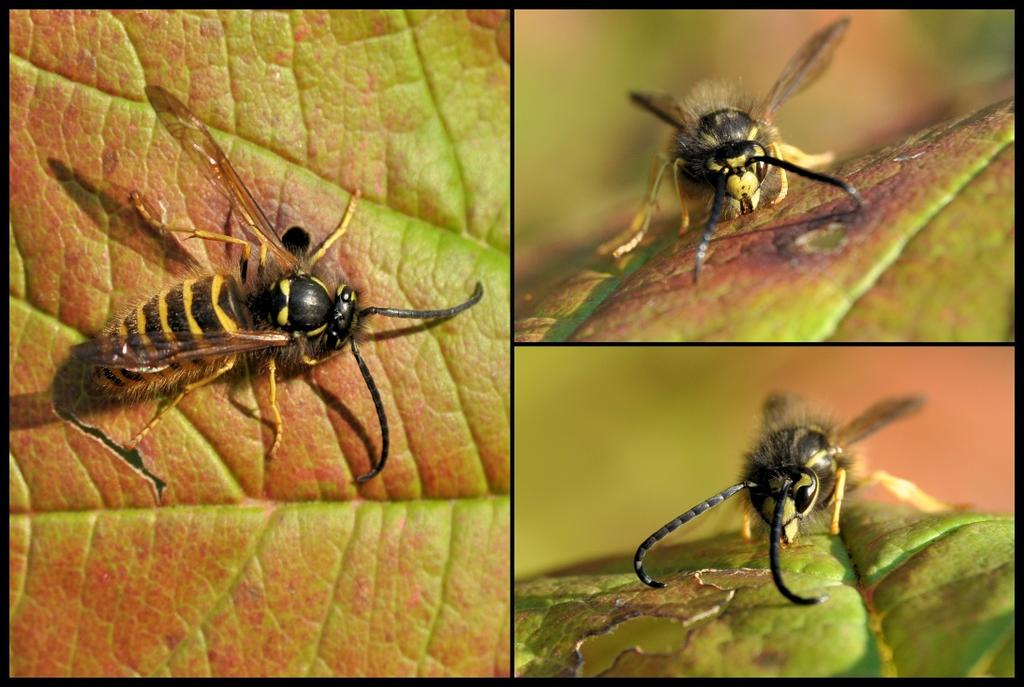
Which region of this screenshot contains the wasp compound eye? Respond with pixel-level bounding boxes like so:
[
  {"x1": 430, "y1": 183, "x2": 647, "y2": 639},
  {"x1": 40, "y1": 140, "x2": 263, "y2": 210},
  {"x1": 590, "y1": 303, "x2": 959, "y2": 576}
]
[{"x1": 792, "y1": 469, "x2": 819, "y2": 514}]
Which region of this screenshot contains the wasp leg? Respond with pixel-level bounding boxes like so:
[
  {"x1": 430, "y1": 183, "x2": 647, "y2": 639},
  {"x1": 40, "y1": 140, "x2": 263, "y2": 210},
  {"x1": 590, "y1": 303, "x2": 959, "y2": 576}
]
[
  {"x1": 599, "y1": 153, "x2": 673, "y2": 258},
  {"x1": 671, "y1": 158, "x2": 691, "y2": 238},
  {"x1": 777, "y1": 142, "x2": 835, "y2": 170},
  {"x1": 741, "y1": 510, "x2": 752, "y2": 542},
  {"x1": 829, "y1": 467, "x2": 847, "y2": 535},
  {"x1": 309, "y1": 190, "x2": 361, "y2": 268},
  {"x1": 862, "y1": 470, "x2": 957, "y2": 513},
  {"x1": 126, "y1": 358, "x2": 236, "y2": 450},
  {"x1": 266, "y1": 358, "x2": 283, "y2": 456},
  {"x1": 225, "y1": 360, "x2": 266, "y2": 420},
  {"x1": 767, "y1": 142, "x2": 789, "y2": 205},
  {"x1": 769, "y1": 143, "x2": 840, "y2": 207},
  {"x1": 130, "y1": 191, "x2": 253, "y2": 269}
]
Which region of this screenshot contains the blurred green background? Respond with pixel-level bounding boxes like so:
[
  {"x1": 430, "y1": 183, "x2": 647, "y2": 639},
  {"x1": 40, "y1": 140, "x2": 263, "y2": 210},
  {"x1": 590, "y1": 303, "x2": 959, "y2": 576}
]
[
  {"x1": 514, "y1": 347, "x2": 1013, "y2": 578},
  {"x1": 514, "y1": 9, "x2": 1014, "y2": 308}
]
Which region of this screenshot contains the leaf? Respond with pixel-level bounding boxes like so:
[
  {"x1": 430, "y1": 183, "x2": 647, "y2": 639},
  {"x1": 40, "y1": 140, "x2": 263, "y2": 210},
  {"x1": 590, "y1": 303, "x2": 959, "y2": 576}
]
[
  {"x1": 10, "y1": 9, "x2": 509, "y2": 677},
  {"x1": 515, "y1": 99, "x2": 1014, "y2": 342},
  {"x1": 514, "y1": 502, "x2": 1013, "y2": 677}
]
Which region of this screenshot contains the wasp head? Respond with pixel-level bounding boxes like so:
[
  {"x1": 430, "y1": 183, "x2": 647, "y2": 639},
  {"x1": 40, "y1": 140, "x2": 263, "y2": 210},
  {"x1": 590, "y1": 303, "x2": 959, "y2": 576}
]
[
  {"x1": 325, "y1": 285, "x2": 358, "y2": 350},
  {"x1": 750, "y1": 466, "x2": 820, "y2": 544},
  {"x1": 706, "y1": 140, "x2": 769, "y2": 214}
]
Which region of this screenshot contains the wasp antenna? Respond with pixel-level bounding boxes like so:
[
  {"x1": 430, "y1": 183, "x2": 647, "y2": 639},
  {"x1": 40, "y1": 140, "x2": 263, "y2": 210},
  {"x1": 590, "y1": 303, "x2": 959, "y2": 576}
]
[
  {"x1": 768, "y1": 478, "x2": 827, "y2": 605},
  {"x1": 750, "y1": 155, "x2": 863, "y2": 208},
  {"x1": 351, "y1": 282, "x2": 482, "y2": 483},
  {"x1": 359, "y1": 282, "x2": 484, "y2": 320},
  {"x1": 350, "y1": 339, "x2": 389, "y2": 484},
  {"x1": 635, "y1": 481, "x2": 754, "y2": 588},
  {"x1": 693, "y1": 174, "x2": 730, "y2": 284}
]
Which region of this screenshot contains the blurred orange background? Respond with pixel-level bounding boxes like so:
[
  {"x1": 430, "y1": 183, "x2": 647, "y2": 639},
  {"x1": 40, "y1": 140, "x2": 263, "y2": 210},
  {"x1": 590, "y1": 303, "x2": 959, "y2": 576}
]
[{"x1": 514, "y1": 346, "x2": 1013, "y2": 578}]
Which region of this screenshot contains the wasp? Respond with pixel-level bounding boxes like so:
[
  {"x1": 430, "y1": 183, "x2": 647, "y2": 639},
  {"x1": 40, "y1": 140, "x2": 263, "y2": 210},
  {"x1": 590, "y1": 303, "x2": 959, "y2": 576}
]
[
  {"x1": 634, "y1": 393, "x2": 953, "y2": 604},
  {"x1": 72, "y1": 85, "x2": 483, "y2": 483},
  {"x1": 603, "y1": 17, "x2": 863, "y2": 282}
]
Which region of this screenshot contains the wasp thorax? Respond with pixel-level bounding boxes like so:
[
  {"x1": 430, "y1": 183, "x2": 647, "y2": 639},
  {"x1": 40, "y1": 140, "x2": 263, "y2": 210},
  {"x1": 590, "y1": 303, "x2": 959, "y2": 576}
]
[
  {"x1": 795, "y1": 429, "x2": 830, "y2": 462},
  {"x1": 271, "y1": 275, "x2": 331, "y2": 334},
  {"x1": 697, "y1": 109, "x2": 756, "y2": 143}
]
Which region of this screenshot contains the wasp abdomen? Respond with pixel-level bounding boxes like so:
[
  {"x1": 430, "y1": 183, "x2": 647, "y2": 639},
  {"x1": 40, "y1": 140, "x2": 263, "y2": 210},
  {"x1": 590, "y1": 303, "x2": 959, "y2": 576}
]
[{"x1": 95, "y1": 274, "x2": 251, "y2": 395}]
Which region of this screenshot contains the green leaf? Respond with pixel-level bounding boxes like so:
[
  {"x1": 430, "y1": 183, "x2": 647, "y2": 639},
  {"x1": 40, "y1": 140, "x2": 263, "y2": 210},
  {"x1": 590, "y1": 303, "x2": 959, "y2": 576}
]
[
  {"x1": 515, "y1": 99, "x2": 1013, "y2": 342},
  {"x1": 515, "y1": 503, "x2": 1013, "y2": 677},
  {"x1": 11, "y1": 9, "x2": 509, "y2": 677}
]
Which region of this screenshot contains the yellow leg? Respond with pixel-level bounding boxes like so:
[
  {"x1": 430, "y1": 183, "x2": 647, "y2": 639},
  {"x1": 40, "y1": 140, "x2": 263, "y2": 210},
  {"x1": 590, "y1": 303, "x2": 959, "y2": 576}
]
[
  {"x1": 130, "y1": 191, "x2": 253, "y2": 268},
  {"x1": 768, "y1": 142, "x2": 789, "y2": 206},
  {"x1": 599, "y1": 154, "x2": 673, "y2": 258},
  {"x1": 309, "y1": 189, "x2": 361, "y2": 268},
  {"x1": 266, "y1": 358, "x2": 283, "y2": 456},
  {"x1": 741, "y1": 510, "x2": 752, "y2": 542},
  {"x1": 829, "y1": 467, "x2": 847, "y2": 535},
  {"x1": 777, "y1": 142, "x2": 835, "y2": 170},
  {"x1": 126, "y1": 358, "x2": 236, "y2": 449},
  {"x1": 863, "y1": 470, "x2": 955, "y2": 513},
  {"x1": 671, "y1": 158, "x2": 690, "y2": 238}
]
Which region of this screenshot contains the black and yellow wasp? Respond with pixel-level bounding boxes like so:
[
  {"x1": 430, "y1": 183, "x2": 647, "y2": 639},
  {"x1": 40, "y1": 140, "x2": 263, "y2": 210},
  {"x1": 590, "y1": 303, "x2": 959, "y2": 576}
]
[
  {"x1": 604, "y1": 17, "x2": 862, "y2": 282},
  {"x1": 635, "y1": 393, "x2": 953, "y2": 604},
  {"x1": 72, "y1": 86, "x2": 483, "y2": 483}
]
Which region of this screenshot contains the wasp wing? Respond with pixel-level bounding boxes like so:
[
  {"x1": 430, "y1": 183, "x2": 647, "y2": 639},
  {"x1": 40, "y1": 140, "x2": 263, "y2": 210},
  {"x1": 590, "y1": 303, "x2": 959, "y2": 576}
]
[
  {"x1": 630, "y1": 91, "x2": 689, "y2": 129},
  {"x1": 144, "y1": 86, "x2": 298, "y2": 271},
  {"x1": 761, "y1": 392, "x2": 808, "y2": 428},
  {"x1": 72, "y1": 330, "x2": 292, "y2": 371},
  {"x1": 837, "y1": 396, "x2": 923, "y2": 446},
  {"x1": 755, "y1": 17, "x2": 850, "y2": 123}
]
